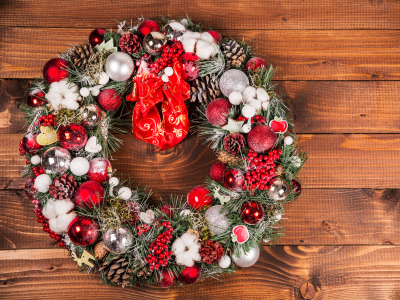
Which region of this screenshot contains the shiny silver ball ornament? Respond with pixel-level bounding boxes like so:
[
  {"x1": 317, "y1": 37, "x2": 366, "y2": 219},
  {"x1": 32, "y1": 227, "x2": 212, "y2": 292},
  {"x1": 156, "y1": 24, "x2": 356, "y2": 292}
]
[
  {"x1": 80, "y1": 104, "x2": 102, "y2": 127},
  {"x1": 105, "y1": 52, "x2": 135, "y2": 82},
  {"x1": 42, "y1": 146, "x2": 71, "y2": 176},
  {"x1": 232, "y1": 244, "x2": 260, "y2": 268},
  {"x1": 103, "y1": 226, "x2": 133, "y2": 254},
  {"x1": 143, "y1": 31, "x2": 167, "y2": 55},
  {"x1": 163, "y1": 21, "x2": 186, "y2": 41},
  {"x1": 267, "y1": 179, "x2": 289, "y2": 201},
  {"x1": 219, "y1": 69, "x2": 249, "y2": 97},
  {"x1": 205, "y1": 205, "x2": 230, "y2": 235}
]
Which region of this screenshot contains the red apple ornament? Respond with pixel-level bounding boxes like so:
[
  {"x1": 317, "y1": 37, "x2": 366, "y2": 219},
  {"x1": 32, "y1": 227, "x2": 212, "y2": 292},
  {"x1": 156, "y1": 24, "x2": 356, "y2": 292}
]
[
  {"x1": 224, "y1": 169, "x2": 244, "y2": 192},
  {"x1": 269, "y1": 117, "x2": 288, "y2": 134},
  {"x1": 187, "y1": 186, "x2": 213, "y2": 210},
  {"x1": 161, "y1": 205, "x2": 174, "y2": 218},
  {"x1": 206, "y1": 30, "x2": 222, "y2": 43},
  {"x1": 43, "y1": 58, "x2": 71, "y2": 84},
  {"x1": 22, "y1": 132, "x2": 42, "y2": 154},
  {"x1": 247, "y1": 125, "x2": 277, "y2": 153},
  {"x1": 231, "y1": 225, "x2": 249, "y2": 244},
  {"x1": 246, "y1": 57, "x2": 267, "y2": 71},
  {"x1": 58, "y1": 124, "x2": 88, "y2": 151},
  {"x1": 210, "y1": 161, "x2": 227, "y2": 182},
  {"x1": 88, "y1": 29, "x2": 106, "y2": 46},
  {"x1": 206, "y1": 98, "x2": 232, "y2": 126},
  {"x1": 98, "y1": 89, "x2": 121, "y2": 111},
  {"x1": 178, "y1": 264, "x2": 201, "y2": 284},
  {"x1": 157, "y1": 269, "x2": 177, "y2": 288},
  {"x1": 67, "y1": 216, "x2": 100, "y2": 246},
  {"x1": 241, "y1": 202, "x2": 264, "y2": 225},
  {"x1": 138, "y1": 19, "x2": 160, "y2": 38},
  {"x1": 27, "y1": 90, "x2": 45, "y2": 107},
  {"x1": 74, "y1": 181, "x2": 105, "y2": 209},
  {"x1": 87, "y1": 158, "x2": 112, "y2": 183}
]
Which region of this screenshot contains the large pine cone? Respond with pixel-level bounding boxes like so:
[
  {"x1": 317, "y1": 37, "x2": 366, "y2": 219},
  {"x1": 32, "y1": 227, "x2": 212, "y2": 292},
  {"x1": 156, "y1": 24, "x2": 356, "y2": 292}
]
[
  {"x1": 49, "y1": 174, "x2": 77, "y2": 200},
  {"x1": 119, "y1": 33, "x2": 142, "y2": 54},
  {"x1": 223, "y1": 133, "x2": 246, "y2": 155},
  {"x1": 70, "y1": 43, "x2": 94, "y2": 69},
  {"x1": 221, "y1": 40, "x2": 246, "y2": 68},
  {"x1": 199, "y1": 240, "x2": 224, "y2": 264},
  {"x1": 99, "y1": 256, "x2": 132, "y2": 287},
  {"x1": 190, "y1": 75, "x2": 221, "y2": 104}
]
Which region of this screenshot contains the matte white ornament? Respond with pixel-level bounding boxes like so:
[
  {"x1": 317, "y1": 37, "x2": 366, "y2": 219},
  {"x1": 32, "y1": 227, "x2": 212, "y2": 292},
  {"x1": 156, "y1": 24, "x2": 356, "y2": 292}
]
[
  {"x1": 262, "y1": 102, "x2": 269, "y2": 111},
  {"x1": 228, "y1": 91, "x2": 243, "y2": 105},
  {"x1": 242, "y1": 105, "x2": 256, "y2": 118},
  {"x1": 70, "y1": 157, "x2": 90, "y2": 176},
  {"x1": 118, "y1": 187, "x2": 132, "y2": 200},
  {"x1": 90, "y1": 87, "x2": 101, "y2": 96},
  {"x1": 34, "y1": 174, "x2": 52, "y2": 193},
  {"x1": 98, "y1": 72, "x2": 110, "y2": 85},
  {"x1": 161, "y1": 74, "x2": 169, "y2": 82},
  {"x1": 218, "y1": 255, "x2": 231, "y2": 269},
  {"x1": 164, "y1": 67, "x2": 173, "y2": 76},
  {"x1": 31, "y1": 155, "x2": 41, "y2": 165},
  {"x1": 109, "y1": 177, "x2": 120, "y2": 186},
  {"x1": 80, "y1": 87, "x2": 90, "y2": 97},
  {"x1": 242, "y1": 121, "x2": 252, "y2": 133},
  {"x1": 284, "y1": 136, "x2": 294, "y2": 146}
]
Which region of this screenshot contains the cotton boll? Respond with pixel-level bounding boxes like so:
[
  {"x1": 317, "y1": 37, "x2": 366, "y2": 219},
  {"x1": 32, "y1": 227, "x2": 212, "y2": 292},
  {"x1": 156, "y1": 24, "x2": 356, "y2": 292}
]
[
  {"x1": 54, "y1": 199, "x2": 75, "y2": 216},
  {"x1": 80, "y1": 87, "x2": 90, "y2": 97},
  {"x1": 118, "y1": 187, "x2": 132, "y2": 200},
  {"x1": 181, "y1": 37, "x2": 197, "y2": 53},
  {"x1": 34, "y1": 174, "x2": 52, "y2": 193},
  {"x1": 262, "y1": 102, "x2": 269, "y2": 111},
  {"x1": 242, "y1": 86, "x2": 257, "y2": 101},
  {"x1": 70, "y1": 157, "x2": 90, "y2": 176},
  {"x1": 229, "y1": 91, "x2": 243, "y2": 105},
  {"x1": 284, "y1": 136, "x2": 294, "y2": 146},
  {"x1": 195, "y1": 40, "x2": 215, "y2": 59},
  {"x1": 242, "y1": 105, "x2": 256, "y2": 118},
  {"x1": 49, "y1": 218, "x2": 60, "y2": 233},
  {"x1": 201, "y1": 32, "x2": 215, "y2": 43},
  {"x1": 31, "y1": 155, "x2": 41, "y2": 165},
  {"x1": 218, "y1": 255, "x2": 231, "y2": 269},
  {"x1": 248, "y1": 99, "x2": 262, "y2": 110},
  {"x1": 42, "y1": 199, "x2": 57, "y2": 220},
  {"x1": 98, "y1": 72, "x2": 110, "y2": 85},
  {"x1": 191, "y1": 32, "x2": 202, "y2": 39},
  {"x1": 54, "y1": 212, "x2": 77, "y2": 233},
  {"x1": 256, "y1": 88, "x2": 270, "y2": 102}
]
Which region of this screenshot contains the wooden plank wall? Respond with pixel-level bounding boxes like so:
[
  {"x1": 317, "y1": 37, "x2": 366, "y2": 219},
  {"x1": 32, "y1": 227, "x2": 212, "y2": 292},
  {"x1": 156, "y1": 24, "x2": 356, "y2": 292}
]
[{"x1": 1, "y1": 1, "x2": 400, "y2": 299}]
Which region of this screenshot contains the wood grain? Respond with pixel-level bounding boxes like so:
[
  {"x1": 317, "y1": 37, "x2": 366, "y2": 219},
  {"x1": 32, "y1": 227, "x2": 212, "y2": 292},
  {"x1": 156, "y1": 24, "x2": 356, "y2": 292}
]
[
  {"x1": 2, "y1": 27, "x2": 400, "y2": 80},
  {"x1": 1, "y1": 0, "x2": 400, "y2": 30}
]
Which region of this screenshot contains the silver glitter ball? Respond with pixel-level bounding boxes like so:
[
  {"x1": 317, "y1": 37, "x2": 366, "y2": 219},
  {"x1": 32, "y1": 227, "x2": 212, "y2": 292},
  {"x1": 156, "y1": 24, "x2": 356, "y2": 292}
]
[
  {"x1": 103, "y1": 226, "x2": 133, "y2": 254},
  {"x1": 205, "y1": 205, "x2": 229, "y2": 235},
  {"x1": 232, "y1": 244, "x2": 260, "y2": 268},
  {"x1": 219, "y1": 69, "x2": 249, "y2": 97},
  {"x1": 80, "y1": 104, "x2": 102, "y2": 127},
  {"x1": 143, "y1": 31, "x2": 167, "y2": 55},
  {"x1": 163, "y1": 21, "x2": 186, "y2": 41},
  {"x1": 267, "y1": 179, "x2": 289, "y2": 201},
  {"x1": 42, "y1": 146, "x2": 71, "y2": 176},
  {"x1": 105, "y1": 52, "x2": 135, "y2": 82}
]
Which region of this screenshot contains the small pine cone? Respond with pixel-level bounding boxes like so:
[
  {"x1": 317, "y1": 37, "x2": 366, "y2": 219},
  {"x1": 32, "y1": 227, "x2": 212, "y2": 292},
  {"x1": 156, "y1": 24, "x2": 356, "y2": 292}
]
[
  {"x1": 49, "y1": 174, "x2": 77, "y2": 200},
  {"x1": 136, "y1": 264, "x2": 151, "y2": 279},
  {"x1": 119, "y1": 33, "x2": 142, "y2": 54},
  {"x1": 190, "y1": 74, "x2": 221, "y2": 104},
  {"x1": 94, "y1": 241, "x2": 108, "y2": 260},
  {"x1": 218, "y1": 151, "x2": 242, "y2": 165},
  {"x1": 125, "y1": 202, "x2": 140, "y2": 225},
  {"x1": 199, "y1": 240, "x2": 224, "y2": 264},
  {"x1": 275, "y1": 165, "x2": 284, "y2": 177},
  {"x1": 223, "y1": 133, "x2": 246, "y2": 155},
  {"x1": 70, "y1": 43, "x2": 94, "y2": 69},
  {"x1": 99, "y1": 256, "x2": 131, "y2": 287},
  {"x1": 221, "y1": 40, "x2": 246, "y2": 68}
]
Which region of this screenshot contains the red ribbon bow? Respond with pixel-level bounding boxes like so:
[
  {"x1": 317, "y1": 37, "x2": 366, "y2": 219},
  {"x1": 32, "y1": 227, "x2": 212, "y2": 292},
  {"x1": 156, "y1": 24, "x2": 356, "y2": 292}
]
[{"x1": 127, "y1": 60, "x2": 190, "y2": 151}]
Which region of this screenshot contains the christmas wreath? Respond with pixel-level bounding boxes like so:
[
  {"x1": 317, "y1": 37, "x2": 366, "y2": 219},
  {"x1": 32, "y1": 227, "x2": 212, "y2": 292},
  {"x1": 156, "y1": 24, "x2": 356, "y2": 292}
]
[{"x1": 19, "y1": 16, "x2": 306, "y2": 288}]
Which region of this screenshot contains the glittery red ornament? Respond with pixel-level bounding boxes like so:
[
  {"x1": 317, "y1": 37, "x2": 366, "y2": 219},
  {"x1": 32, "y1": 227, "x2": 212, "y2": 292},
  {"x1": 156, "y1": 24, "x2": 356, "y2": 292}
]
[
  {"x1": 27, "y1": 90, "x2": 45, "y2": 107},
  {"x1": 206, "y1": 98, "x2": 232, "y2": 126},
  {"x1": 25, "y1": 177, "x2": 36, "y2": 200},
  {"x1": 87, "y1": 157, "x2": 112, "y2": 183},
  {"x1": 98, "y1": 89, "x2": 121, "y2": 111},
  {"x1": 178, "y1": 264, "x2": 201, "y2": 284},
  {"x1": 88, "y1": 29, "x2": 106, "y2": 46},
  {"x1": 247, "y1": 125, "x2": 277, "y2": 153},
  {"x1": 210, "y1": 161, "x2": 227, "y2": 182},
  {"x1": 241, "y1": 202, "x2": 264, "y2": 225},
  {"x1": 161, "y1": 205, "x2": 174, "y2": 218},
  {"x1": 43, "y1": 58, "x2": 71, "y2": 84},
  {"x1": 58, "y1": 124, "x2": 88, "y2": 151},
  {"x1": 245, "y1": 57, "x2": 267, "y2": 71},
  {"x1": 292, "y1": 179, "x2": 302, "y2": 196},
  {"x1": 156, "y1": 269, "x2": 177, "y2": 288},
  {"x1": 138, "y1": 19, "x2": 160, "y2": 38},
  {"x1": 74, "y1": 181, "x2": 105, "y2": 209},
  {"x1": 205, "y1": 30, "x2": 222, "y2": 43},
  {"x1": 187, "y1": 186, "x2": 213, "y2": 210},
  {"x1": 67, "y1": 216, "x2": 100, "y2": 246},
  {"x1": 224, "y1": 169, "x2": 244, "y2": 192},
  {"x1": 22, "y1": 132, "x2": 42, "y2": 154},
  {"x1": 181, "y1": 52, "x2": 199, "y2": 81}
]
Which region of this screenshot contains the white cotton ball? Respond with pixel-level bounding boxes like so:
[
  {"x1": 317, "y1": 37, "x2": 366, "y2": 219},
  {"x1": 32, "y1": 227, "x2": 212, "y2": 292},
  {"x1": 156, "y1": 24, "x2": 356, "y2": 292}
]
[
  {"x1": 161, "y1": 74, "x2": 169, "y2": 82},
  {"x1": 248, "y1": 99, "x2": 262, "y2": 110},
  {"x1": 291, "y1": 156, "x2": 302, "y2": 167},
  {"x1": 262, "y1": 102, "x2": 269, "y2": 111},
  {"x1": 48, "y1": 218, "x2": 59, "y2": 233},
  {"x1": 242, "y1": 122, "x2": 252, "y2": 133},
  {"x1": 172, "y1": 233, "x2": 201, "y2": 267},
  {"x1": 242, "y1": 105, "x2": 256, "y2": 118},
  {"x1": 164, "y1": 67, "x2": 173, "y2": 77},
  {"x1": 211, "y1": 43, "x2": 219, "y2": 56},
  {"x1": 180, "y1": 209, "x2": 191, "y2": 217},
  {"x1": 180, "y1": 18, "x2": 188, "y2": 26},
  {"x1": 31, "y1": 155, "x2": 41, "y2": 165},
  {"x1": 34, "y1": 174, "x2": 52, "y2": 193},
  {"x1": 181, "y1": 37, "x2": 197, "y2": 53},
  {"x1": 54, "y1": 212, "x2": 77, "y2": 233},
  {"x1": 70, "y1": 157, "x2": 90, "y2": 176},
  {"x1": 284, "y1": 136, "x2": 294, "y2": 146},
  {"x1": 191, "y1": 32, "x2": 202, "y2": 39},
  {"x1": 54, "y1": 199, "x2": 75, "y2": 216},
  {"x1": 42, "y1": 199, "x2": 57, "y2": 220},
  {"x1": 256, "y1": 88, "x2": 270, "y2": 102},
  {"x1": 218, "y1": 255, "x2": 231, "y2": 269},
  {"x1": 195, "y1": 40, "x2": 215, "y2": 59},
  {"x1": 242, "y1": 86, "x2": 257, "y2": 101},
  {"x1": 228, "y1": 91, "x2": 243, "y2": 105},
  {"x1": 98, "y1": 72, "x2": 110, "y2": 85},
  {"x1": 118, "y1": 187, "x2": 132, "y2": 200},
  {"x1": 80, "y1": 87, "x2": 90, "y2": 97},
  {"x1": 90, "y1": 88, "x2": 101, "y2": 96},
  {"x1": 109, "y1": 177, "x2": 120, "y2": 186},
  {"x1": 201, "y1": 32, "x2": 215, "y2": 43},
  {"x1": 59, "y1": 82, "x2": 80, "y2": 110}
]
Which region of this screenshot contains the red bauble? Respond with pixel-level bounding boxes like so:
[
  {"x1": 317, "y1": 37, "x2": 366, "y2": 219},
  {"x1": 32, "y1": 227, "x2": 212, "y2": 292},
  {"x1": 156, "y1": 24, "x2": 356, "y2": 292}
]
[
  {"x1": 74, "y1": 181, "x2": 105, "y2": 209},
  {"x1": 88, "y1": 29, "x2": 106, "y2": 46},
  {"x1": 187, "y1": 186, "x2": 213, "y2": 210},
  {"x1": 206, "y1": 30, "x2": 222, "y2": 43},
  {"x1": 241, "y1": 202, "x2": 264, "y2": 225},
  {"x1": 67, "y1": 216, "x2": 100, "y2": 246},
  {"x1": 247, "y1": 125, "x2": 277, "y2": 153},
  {"x1": 178, "y1": 264, "x2": 201, "y2": 284},
  {"x1": 27, "y1": 90, "x2": 45, "y2": 107},
  {"x1": 98, "y1": 89, "x2": 121, "y2": 111},
  {"x1": 22, "y1": 132, "x2": 42, "y2": 154},
  {"x1": 246, "y1": 57, "x2": 267, "y2": 71},
  {"x1": 181, "y1": 52, "x2": 199, "y2": 81},
  {"x1": 25, "y1": 177, "x2": 36, "y2": 200},
  {"x1": 157, "y1": 269, "x2": 177, "y2": 288},
  {"x1": 58, "y1": 124, "x2": 88, "y2": 151},
  {"x1": 292, "y1": 179, "x2": 302, "y2": 196},
  {"x1": 224, "y1": 169, "x2": 244, "y2": 192},
  {"x1": 87, "y1": 158, "x2": 112, "y2": 183},
  {"x1": 161, "y1": 205, "x2": 174, "y2": 218},
  {"x1": 206, "y1": 98, "x2": 232, "y2": 126},
  {"x1": 138, "y1": 19, "x2": 160, "y2": 38},
  {"x1": 210, "y1": 161, "x2": 227, "y2": 182},
  {"x1": 43, "y1": 58, "x2": 71, "y2": 84}
]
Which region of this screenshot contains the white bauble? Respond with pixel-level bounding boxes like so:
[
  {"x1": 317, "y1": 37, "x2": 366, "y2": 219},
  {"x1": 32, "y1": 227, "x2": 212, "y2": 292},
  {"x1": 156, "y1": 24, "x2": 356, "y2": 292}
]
[
  {"x1": 70, "y1": 157, "x2": 90, "y2": 176},
  {"x1": 284, "y1": 136, "x2": 294, "y2": 146},
  {"x1": 229, "y1": 91, "x2": 243, "y2": 105},
  {"x1": 80, "y1": 87, "x2": 90, "y2": 97},
  {"x1": 164, "y1": 67, "x2": 173, "y2": 76},
  {"x1": 232, "y1": 245, "x2": 260, "y2": 268},
  {"x1": 31, "y1": 155, "x2": 41, "y2": 165},
  {"x1": 118, "y1": 187, "x2": 132, "y2": 200},
  {"x1": 90, "y1": 88, "x2": 101, "y2": 96},
  {"x1": 161, "y1": 74, "x2": 169, "y2": 82},
  {"x1": 218, "y1": 255, "x2": 231, "y2": 269},
  {"x1": 98, "y1": 72, "x2": 110, "y2": 85},
  {"x1": 109, "y1": 177, "x2": 120, "y2": 186},
  {"x1": 34, "y1": 174, "x2": 52, "y2": 193},
  {"x1": 242, "y1": 122, "x2": 252, "y2": 133},
  {"x1": 242, "y1": 105, "x2": 256, "y2": 118}
]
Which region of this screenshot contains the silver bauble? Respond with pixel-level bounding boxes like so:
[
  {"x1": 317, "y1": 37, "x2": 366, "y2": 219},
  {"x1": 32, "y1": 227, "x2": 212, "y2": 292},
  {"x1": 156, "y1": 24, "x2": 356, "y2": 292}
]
[
  {"x1": 163, "y1": 21, "x2": 186, "y2": 41},
  {"x1": 143, "y1": 32, "x2": 167, "y2": 55},
  {"x1": 103, "y1": 226, "x2": 133, "y2": 254},
  {"x1": 105, "y1": 52, "x2": 135, "y2": 82},
  {"x1": 267, "y1": 179, "x2": 289, "y2": 201},
  {"x1": 205, "y1": 205, "x2": 229, "y2": 235},
  {"x1": 219, "y1": 69, "x2": 249, "y2": 97},
  {"x1": 232, "y1": 245, "x2": 260, "y2": 268},
  {"x1": 80, "y1": 104, "x2": 102, "y2": 127},
  {"x1": 42, "y1": 146, "x2": 71, "y2": 176}
]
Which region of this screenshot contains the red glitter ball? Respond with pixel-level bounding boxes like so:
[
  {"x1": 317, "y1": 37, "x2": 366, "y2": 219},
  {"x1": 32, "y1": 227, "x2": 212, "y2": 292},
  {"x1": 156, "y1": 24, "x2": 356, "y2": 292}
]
[
  {"x1": 67, "y1": 216, "x2": 100, "y2": 246},
  {"x1": 241, "y1": 201, "x2": 264, "y2": 225},
  {"x1": 224, "y1": 169, "x2": 244, "y2": 192},
  {"x1": 161, "y1": 205, "x2": 174, "y2": 218},
  {"x1": 27, "y1": 90, "x2": 45, "y2": 107},
  {"x1": 74, "y1": 181, "x2": 105, "y2": 209},
  {"x1": 210, "y1": 161, "x2": 227, "y2": 182},
  {"x1": 87, "y1": 158, "x2": 112, "y2": 183},
  {"x1": 178, "y1": 264, "x2": 201, "y2": 284},
  {"x1": 187, "y1": 186, "x2": 213, "y2": 210},
  {"x1": 43, "y1": 58, "x2": 71, "y2": 84},
  {"x1": 25, "y1": 177, "x2": 36, "y2": 200},
  {"x1": 206, "y1": 98, "x2": 232, "y2": 126},
  {"x1": 205, "y1": 30, "x2": 222, "y2": 43},
  {"x1": 22, "y1": 132, "x2": 42, "y2": 154},
  {"x1": 58, "y1": 124, "x2": 88, "y2": 151},
  {"x1": 157, "y1": 269, "x2": 177, "y2": 288},
  {"x1": 88, "y1": 29, "x2": 106, "y2": 46},
  {"x1": 247, "y1": 125, "x2": 277, "y2": 153},
  {"x1": 181, "y1": 52, "x2": 199, "y2": 81},
  {"x1": 138, "y1": 19, "x2": 160, "y2": 38},
  {"x1": 245, "y1": 57, "x2": 267, "y2": 71},
  {"x1": 292, "y1": 179, "x2": 302, "y2": 196},
  {"x1": 98, "y1": 89, "x2": 121, "y2": 111}
]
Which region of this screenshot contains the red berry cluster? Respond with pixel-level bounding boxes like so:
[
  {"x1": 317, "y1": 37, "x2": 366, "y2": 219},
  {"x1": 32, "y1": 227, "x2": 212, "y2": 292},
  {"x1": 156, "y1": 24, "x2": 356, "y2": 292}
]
[
  {"x1": 251, "y1": 115, "x2": 266, "y2": 124},
  {"x1": 32, "y1": 165, "x2": 45, "y2": 177},
  {"x1": 236, "y1": 116, "x2": 248, "y2": 122},
  {"x1": 145, "y1": 221, "x2": 174, "y2": 271},
  {"x1": 148, "y1": 41, "x2": 184, "y2": 74},
  {"x1": 136, "y1": 224, "x2": 151, "y2": 235},
  {"x1": 19, "y1": 139, "x2": 26, "y2": 156},
  {"x1": 244, "y1": 148, "x2": 282, "y2": 192},
  {"x1": 35, "y1": 114, "x2": 57, "y2": 127}
]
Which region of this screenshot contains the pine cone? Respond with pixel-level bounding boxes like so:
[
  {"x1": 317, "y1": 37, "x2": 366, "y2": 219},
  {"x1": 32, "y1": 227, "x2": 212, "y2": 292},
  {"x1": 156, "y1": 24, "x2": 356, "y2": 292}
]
[
  {"x1": 125, "y1": 202, "x2": 140, "y2": 225},
  {"x1": 70, "y1": 43, "x2": 94, "y2": 69},
  {"x1": 190, "y1": 75, "x2": 221, "y2": 104},
  {"x1": 49, "y1": 174, "x2": 77, "y2": 200},
  {"x1": 199, "y1": 240, "x2": 224, "y2": 264},
  {"x1": 98, "y1": 256, "x2": 131, "y2": 287},
  {"x1": 275, "y1": 165, "x2": 284, "y2": 177},
  {"x1": 119, "y1": 33, "x2": 142, "y2": 54},
  {"x1": 135, "y1": 263, "x2": 151, "y2": 279},
  {"x1": 223, "y1": 133, "x2": 246, "y2": 155},
  {"x1": 94, "y1": 241, "x2": 109, "y2": 260},
  {"x1": 218, "y1": 151, "x2": 242, "y2": 165},
  {"x1": 221, "y1": 40, "x2": 246, "y2": 68}
]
